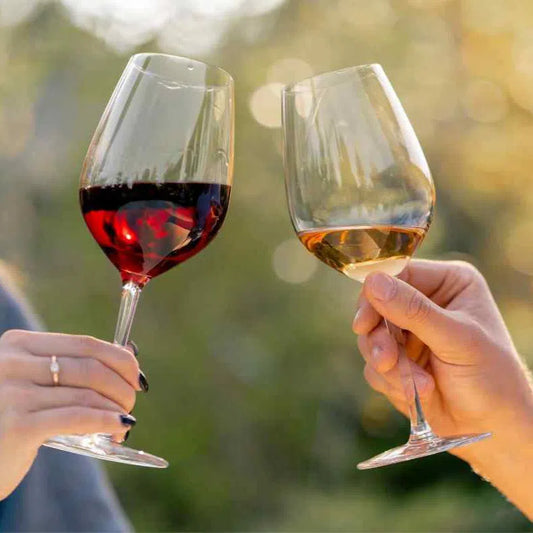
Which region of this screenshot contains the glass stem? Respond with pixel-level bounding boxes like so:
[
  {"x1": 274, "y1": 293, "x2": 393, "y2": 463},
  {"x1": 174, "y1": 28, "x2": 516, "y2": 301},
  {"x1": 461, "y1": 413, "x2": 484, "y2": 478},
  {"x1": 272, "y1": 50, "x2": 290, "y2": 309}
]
[
  {"x1": 113, "y1": 281, "x2": 142, "y2": 346},
  {"x1": 384, "y1": 319, "x2": 433, "y2": 441}
]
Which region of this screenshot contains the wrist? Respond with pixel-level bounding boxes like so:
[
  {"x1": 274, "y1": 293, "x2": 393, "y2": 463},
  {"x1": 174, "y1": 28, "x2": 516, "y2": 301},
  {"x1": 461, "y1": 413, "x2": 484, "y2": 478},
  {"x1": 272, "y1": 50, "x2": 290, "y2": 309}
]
[
  {"x1": 464, "y1": 353, "x2": 533, "y2": 471},
  {"x1": 469, "y1": 416, "x2": 533, "y2": 470},
  {"x1": 464, "y1": 403, "x2": 533, "y2": 520}
]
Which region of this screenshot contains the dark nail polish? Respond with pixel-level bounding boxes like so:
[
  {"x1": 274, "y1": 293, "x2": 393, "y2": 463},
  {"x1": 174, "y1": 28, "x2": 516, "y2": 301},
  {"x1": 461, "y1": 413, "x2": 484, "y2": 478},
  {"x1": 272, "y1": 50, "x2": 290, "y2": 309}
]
[
  {"x1": 139, "y1": 371, "x2": 149, "y2": 392},
  {"x1": 120, "y1": 414, "x2": 136, "y2": 427},
  {"x1": 123, "y1": 430, "x2": 130, "y2": 442},
  {"x1": 128, "y1": 340, "x2": 139, "y2": 357}
]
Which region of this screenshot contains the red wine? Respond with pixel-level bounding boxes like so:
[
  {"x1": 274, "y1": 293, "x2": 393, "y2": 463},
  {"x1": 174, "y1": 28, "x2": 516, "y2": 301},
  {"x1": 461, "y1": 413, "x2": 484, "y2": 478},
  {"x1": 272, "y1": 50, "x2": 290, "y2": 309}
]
[{"x1": 80, "y1": 182, "x2": 231, "y2": 286}]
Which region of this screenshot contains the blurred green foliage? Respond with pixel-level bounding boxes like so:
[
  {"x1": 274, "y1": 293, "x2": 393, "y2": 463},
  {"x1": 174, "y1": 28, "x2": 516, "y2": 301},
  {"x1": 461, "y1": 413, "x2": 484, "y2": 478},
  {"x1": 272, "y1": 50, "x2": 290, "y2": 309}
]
[{"x1": 0, "y1": 0, "x2": 531, "y2": 530}]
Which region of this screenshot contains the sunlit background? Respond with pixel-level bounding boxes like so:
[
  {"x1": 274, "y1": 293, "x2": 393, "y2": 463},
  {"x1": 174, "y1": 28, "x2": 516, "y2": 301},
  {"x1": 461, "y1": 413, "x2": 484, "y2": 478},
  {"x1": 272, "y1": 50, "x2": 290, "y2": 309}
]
[{"x1": 0, "y1": 0, "x2": 531, "y2": 530}]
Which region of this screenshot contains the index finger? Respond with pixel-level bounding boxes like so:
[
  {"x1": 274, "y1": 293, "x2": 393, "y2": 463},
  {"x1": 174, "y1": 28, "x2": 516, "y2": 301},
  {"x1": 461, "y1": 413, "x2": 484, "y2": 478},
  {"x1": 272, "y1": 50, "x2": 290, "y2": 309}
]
[
  {"x1": 397, "y1": 259, "x2": 477, "y2": 303},
  {"x1": 0, "y1": 330, "x2": 141, "y2": 391}
]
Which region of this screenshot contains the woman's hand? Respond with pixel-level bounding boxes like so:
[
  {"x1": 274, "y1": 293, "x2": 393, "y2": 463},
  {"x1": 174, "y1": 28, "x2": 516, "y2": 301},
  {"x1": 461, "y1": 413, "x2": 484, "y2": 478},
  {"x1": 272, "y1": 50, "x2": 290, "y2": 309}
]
[
  {"x1": 0, "y1": 330, "x2": 141, "y2": 501},
  {"x1": 353, "y1": 260, "x2": 533, "y2": 519}
]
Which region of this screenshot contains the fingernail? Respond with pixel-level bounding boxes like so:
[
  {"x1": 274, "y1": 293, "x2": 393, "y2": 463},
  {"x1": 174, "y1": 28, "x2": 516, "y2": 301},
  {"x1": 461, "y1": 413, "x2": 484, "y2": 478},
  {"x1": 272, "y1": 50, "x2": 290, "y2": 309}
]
[
  {"x1": 371, "y1": 345, "x2": 383, "y2": 361},
  {"x1": 120, "y1": 414, "x2": 136, "y2": 427},
  {"x1": 139, "y1": 371, "x2": 149, "y2": 392},
  {"x1": 123, "y1": 430, "x2": 130, "y2": 442},
  {"x1": 369, "y1": 272, "x2": 395, "y2": 301},
  {"x1": 128, "y1": 340, "x2": 139, "y2": 358},
  {"x1": 353, "y1": 308, "x2": 361, "y2": 326}
]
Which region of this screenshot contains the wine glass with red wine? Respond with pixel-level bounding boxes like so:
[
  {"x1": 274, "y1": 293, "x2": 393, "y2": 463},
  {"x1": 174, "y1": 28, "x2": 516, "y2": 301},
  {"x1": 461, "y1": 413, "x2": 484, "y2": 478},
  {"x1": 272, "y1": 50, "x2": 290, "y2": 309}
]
[
  {"x1": 282, "y1": 64, "x2": 491, "y2": 469},
  {"x1": 43, "y1": 53, "x2": 234, "y2": 468}
]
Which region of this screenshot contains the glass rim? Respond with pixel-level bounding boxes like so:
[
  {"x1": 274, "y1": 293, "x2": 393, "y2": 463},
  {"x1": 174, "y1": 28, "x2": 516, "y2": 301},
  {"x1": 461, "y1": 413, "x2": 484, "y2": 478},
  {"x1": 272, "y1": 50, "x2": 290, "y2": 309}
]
[
  {"x1": 130, "y1": 53, "x2": 234, "y2": 89},
  {"x1": 283, "y1": 63, "x2": 383, "y2": 94}
]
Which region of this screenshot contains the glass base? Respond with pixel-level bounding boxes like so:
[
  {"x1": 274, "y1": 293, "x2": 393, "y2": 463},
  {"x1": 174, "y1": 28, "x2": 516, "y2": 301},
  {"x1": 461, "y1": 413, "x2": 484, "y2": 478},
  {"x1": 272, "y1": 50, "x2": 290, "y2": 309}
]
[
  {"x1": 43, "y1": 434, "x2": 169, "y2": 468},
  {"x1": 357, "y1": 431, "x2": 492, "y2": 470}
]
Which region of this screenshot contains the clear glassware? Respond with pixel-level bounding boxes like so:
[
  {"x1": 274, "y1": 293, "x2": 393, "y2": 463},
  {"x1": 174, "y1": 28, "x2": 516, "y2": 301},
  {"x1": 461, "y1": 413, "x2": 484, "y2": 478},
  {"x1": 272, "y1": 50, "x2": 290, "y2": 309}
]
[
  {"x1": 282, "y1": 63, "x2": 490, "y2": 469},
  {"x1": 43, "y1": 53, "x2": 234, "y2": 468}
]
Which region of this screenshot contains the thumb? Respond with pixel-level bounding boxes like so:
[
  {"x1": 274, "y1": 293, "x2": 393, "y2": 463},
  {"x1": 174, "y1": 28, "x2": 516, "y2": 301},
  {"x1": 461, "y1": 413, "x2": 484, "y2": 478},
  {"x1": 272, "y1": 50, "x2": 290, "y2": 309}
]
[{"x1": 362, "y1": 271, "x2": 471, "y2": 362}]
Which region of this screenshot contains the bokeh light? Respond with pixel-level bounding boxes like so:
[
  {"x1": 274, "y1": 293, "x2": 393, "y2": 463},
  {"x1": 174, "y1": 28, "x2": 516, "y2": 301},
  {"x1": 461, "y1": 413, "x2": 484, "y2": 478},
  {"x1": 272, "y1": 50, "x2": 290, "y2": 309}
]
[
  {"x1": 249, "y1": 82, "x2": 283, "y2": 128},
  {"x1": 0, "y1": 0, "x2": 291, "y2": 54},
  {"x1": 267, "y1": 57, "x2": 313, "y2": 85},
  {"x1": 272, "y1": 239, "x2": 317, "y2": 284}
]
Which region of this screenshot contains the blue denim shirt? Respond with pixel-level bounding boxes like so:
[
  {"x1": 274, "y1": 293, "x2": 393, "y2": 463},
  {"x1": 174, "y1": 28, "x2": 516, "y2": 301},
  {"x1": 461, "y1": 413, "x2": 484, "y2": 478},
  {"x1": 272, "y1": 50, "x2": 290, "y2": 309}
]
[{"x1": 0, "y1": 282, "x2": 131, "y2": 532}]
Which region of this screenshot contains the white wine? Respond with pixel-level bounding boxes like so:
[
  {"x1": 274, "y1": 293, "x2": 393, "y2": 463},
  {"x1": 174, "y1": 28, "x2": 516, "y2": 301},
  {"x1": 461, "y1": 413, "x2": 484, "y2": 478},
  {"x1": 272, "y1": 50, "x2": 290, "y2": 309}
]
[{"x1": 297, "y1": 225, "x2": 425, "y2": 282}]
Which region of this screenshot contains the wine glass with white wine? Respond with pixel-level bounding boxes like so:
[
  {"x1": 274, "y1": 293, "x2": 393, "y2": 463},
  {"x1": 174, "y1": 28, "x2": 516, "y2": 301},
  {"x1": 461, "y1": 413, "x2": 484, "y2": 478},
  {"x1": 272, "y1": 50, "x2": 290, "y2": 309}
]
[{"x1": 282, "y1": 64, "x2": 491, "y2": 469}]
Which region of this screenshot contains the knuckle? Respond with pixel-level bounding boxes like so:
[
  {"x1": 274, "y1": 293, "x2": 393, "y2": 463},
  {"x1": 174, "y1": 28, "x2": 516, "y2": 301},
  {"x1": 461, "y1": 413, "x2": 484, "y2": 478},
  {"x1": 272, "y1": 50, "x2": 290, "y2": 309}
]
[
  {"x1": 93, "y1": 408, "x2": 113, "y2": 429},
  {"x1": 0, "y1": 351, "x2": 18, "y2": 379},
  {"x1": 450, "y1": 261, "x2": 481, "y2": 284},
  {"x1": 80, "y1": 357, "x2": 104, "y2": 383},
  {"x1": 77, "y1": 335, "x2": 102, "y2": 354},
  {"x1": 51, "y1": 406, "x2": 90, "y2": 432},
  {"x1": 406, "y1": 291, "x2": 431, "y2": 322},
  {"x1": 61, "y1": 406, "x2": 96, "y2": 429},
  {"x1": 116, "y1": 348, "x2": 139, "y2": 374},
  {"x1": 67, "y1": 406, "x2": 86, "y2": 424},
  {"x1": 76, "y1": 388, "x2": 101, "y2": 407},
  {"x1": 0, "y1": 329, "x2": 26, "y2": 347},
  {"x1": 383, "y1": 276, "x2": 398, "y2": 301},
  {"x1": 453, "y1": 260, "x2": 478, "y2": 276}
]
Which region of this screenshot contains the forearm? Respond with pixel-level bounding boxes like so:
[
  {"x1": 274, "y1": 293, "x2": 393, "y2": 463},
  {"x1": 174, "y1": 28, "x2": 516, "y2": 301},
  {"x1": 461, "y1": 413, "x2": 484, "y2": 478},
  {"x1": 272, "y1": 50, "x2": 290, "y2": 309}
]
[{"x1": 467, "y1": 410, "x2": 533, "y2": 521}]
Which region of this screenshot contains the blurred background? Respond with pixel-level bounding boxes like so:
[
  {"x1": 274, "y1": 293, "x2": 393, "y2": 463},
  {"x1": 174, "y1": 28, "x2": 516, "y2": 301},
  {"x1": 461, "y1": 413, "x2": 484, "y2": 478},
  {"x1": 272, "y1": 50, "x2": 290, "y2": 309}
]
[{"x1": 0, "y1": 0, "x2": 531, "y2": 530}]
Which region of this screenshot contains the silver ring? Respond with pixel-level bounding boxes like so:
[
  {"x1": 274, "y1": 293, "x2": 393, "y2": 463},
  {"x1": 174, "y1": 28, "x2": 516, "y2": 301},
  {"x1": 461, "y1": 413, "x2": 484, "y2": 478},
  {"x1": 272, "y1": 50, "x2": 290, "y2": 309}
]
[{"x1": 50, "y1": 355, "x2": 60, "y2": 386}]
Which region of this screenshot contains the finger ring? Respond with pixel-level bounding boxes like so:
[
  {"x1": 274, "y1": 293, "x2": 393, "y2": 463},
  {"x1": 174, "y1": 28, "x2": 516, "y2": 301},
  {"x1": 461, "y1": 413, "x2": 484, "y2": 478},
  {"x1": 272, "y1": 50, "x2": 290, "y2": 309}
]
[{"x1": 50, "y1": 355, "x2": 60, "y2": 386}]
